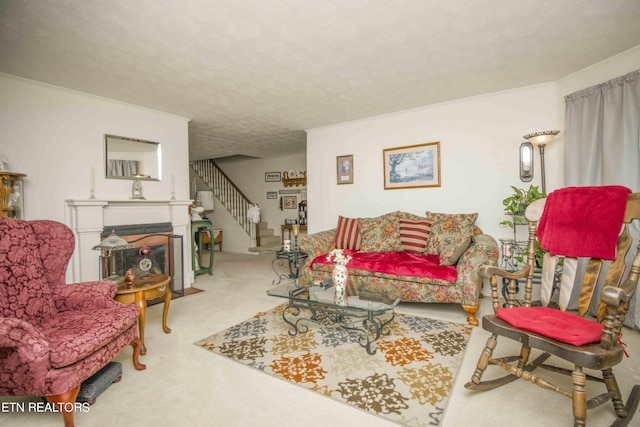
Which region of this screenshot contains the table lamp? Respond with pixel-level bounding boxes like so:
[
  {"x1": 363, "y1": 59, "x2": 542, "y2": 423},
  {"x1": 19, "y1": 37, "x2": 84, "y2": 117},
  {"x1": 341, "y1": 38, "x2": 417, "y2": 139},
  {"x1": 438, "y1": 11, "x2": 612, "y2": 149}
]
[{"x1": 92, "y1": 230, "x2": 133, "y2": 281}]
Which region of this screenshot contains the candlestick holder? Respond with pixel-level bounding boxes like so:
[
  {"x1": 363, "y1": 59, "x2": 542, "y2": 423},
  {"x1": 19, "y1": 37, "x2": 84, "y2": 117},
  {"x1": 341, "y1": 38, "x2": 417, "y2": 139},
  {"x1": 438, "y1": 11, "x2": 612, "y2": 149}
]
[{"x1": 292, "y1": 224, "x2": 300, "y2": 250}]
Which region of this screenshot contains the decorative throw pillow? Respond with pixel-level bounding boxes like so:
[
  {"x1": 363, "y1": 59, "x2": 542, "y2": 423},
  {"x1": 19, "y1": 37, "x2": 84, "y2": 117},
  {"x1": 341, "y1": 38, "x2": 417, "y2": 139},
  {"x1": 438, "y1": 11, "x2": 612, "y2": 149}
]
[
  {"x1": 424, "y1": 212, "x2": 478, "y2": 265},
  {"x1": 334, "y1": 215, "x2": 361, "y2": 250},
  {"x1": 358, "y1": 213, "x2": 403, "y2": 252},
  {"x1": 396, "y1": 211, "x2": 427, "y2": 222},
  {"x1": 399, "y1": 219, "x2": 433, "y2": 253}
]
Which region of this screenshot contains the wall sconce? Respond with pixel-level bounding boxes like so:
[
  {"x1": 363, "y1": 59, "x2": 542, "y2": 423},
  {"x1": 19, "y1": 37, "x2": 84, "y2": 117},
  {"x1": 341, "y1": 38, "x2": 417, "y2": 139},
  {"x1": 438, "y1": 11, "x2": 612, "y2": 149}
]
[
  {"x1": 519, "y1": 142, "x2": 533, "y2": 182},
  {"x1": 523, "y1": 130, "x2": 560, "y2": 194}
]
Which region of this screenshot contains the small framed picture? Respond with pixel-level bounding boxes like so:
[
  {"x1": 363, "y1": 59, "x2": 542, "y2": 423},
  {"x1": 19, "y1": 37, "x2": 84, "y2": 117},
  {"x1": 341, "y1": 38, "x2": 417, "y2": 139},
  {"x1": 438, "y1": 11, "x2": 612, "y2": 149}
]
[
  {"x1": 283, "y1": 195, "x2": 297, "y2": 209},
  {"x1": 266, "y1": 191, "x2": 278, "y2": 199},
  {"x1": 337, "y1": 155, "x2": 353, "y2": 185},
  {"x1": 265, "y1": 172, "x2": 281, "y2": 182},
  {"x1": 383, "y1": 142, "x2": 441, "y2": 190}
]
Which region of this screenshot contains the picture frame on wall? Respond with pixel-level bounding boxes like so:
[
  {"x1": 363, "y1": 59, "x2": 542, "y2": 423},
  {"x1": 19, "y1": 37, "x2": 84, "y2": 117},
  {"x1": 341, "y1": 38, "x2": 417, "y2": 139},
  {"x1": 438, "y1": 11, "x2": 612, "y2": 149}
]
[
  {"x1": 265, "y1": 172, "x2": 281, "y2": 182},
  {"x1": 283, "y1": 195, "x2": 297, "y2": 209},
  {"x1": 266, "y1": 191, "x2": 278, "y2": 199},
  {"x1": 383, "y1": 141, "x2": 441, "y2": 190},
  {"x1": 336, "y1": 154, "x2": 354, "y2": 185}
]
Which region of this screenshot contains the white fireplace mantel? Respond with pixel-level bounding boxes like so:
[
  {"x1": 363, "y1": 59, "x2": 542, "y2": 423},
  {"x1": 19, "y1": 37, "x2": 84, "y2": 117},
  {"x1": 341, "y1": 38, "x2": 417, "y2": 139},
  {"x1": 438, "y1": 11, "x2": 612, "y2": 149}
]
[{"x1": 64, "y1": 198, "x2": 193, "y2": 286}]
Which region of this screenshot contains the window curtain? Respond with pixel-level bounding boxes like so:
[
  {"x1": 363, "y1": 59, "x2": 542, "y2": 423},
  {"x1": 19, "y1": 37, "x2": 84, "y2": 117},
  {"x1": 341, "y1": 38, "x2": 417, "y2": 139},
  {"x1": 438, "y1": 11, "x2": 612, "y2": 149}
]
[
  {"x1": 108, "y1": 159, "x2": 139, "y2": 177},
  {"x1": 564, "y1": 69, "x2": 640, "y2": 328}
]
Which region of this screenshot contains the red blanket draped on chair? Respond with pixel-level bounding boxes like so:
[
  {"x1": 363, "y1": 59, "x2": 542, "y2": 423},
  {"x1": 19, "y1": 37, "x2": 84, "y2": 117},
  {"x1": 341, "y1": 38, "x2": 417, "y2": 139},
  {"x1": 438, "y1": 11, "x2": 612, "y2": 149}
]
[{"x1": 537, "y1": 185, "x2": 631, "y2": 260}]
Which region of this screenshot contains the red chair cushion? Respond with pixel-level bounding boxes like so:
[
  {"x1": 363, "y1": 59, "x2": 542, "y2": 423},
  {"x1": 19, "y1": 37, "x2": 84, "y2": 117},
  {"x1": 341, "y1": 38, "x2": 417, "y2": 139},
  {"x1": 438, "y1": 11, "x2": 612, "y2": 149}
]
[{"x1": 496, "y1": 306, "x2": 603, "y2": 346}]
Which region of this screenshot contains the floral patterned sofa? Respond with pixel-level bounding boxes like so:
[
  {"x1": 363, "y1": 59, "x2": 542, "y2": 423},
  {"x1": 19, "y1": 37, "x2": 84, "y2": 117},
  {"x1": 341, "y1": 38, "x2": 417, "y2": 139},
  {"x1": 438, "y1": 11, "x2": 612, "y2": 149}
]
[{"x1": 298, "y1": 211, "x2": 499, "y2": 326}]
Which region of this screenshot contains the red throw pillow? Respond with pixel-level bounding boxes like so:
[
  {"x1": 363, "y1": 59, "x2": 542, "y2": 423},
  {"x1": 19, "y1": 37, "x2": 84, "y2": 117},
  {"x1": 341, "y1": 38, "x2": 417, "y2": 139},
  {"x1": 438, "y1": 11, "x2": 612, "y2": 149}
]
[
  {"x1": 399, "y1": 219, "x2": 433, "y2": 253},
  {"x1": 335, "y1": 216, "x2": 361, "y2": 250},
  {"x1": 496, "y1": 307, "x2": 603, "y2": 346}
]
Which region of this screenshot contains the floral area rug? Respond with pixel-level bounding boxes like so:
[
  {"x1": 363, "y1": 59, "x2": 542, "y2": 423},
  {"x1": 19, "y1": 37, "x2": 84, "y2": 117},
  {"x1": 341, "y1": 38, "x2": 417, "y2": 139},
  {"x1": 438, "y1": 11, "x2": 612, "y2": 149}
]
[{"x1": 195, "y1": 304, "x2": 472, "y2": 426}]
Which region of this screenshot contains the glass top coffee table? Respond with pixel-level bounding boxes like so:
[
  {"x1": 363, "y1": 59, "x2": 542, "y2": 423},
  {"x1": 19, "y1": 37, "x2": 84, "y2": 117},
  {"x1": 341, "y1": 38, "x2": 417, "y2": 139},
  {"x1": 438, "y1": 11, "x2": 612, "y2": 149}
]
[{"x1": 267, "y1": 279, "x2": 400, "y2": 355}]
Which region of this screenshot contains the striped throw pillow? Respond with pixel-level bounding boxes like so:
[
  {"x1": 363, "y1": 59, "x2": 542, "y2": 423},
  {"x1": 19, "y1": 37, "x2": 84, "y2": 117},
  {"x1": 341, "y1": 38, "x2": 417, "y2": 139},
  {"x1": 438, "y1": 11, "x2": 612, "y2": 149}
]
[
  {"x1": 335, "y1": 216, "x2": 361, "y2": 250},
  {"x1": 399, "y1": 219, "x2": 433, "y2": 253}
]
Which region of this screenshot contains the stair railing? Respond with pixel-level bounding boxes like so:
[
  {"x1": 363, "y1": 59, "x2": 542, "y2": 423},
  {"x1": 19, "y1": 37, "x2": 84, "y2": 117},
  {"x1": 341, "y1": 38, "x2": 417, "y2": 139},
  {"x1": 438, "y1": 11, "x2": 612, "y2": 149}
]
[{"x1": 190, "y1": 159, "x2": 260, "y2": 247}]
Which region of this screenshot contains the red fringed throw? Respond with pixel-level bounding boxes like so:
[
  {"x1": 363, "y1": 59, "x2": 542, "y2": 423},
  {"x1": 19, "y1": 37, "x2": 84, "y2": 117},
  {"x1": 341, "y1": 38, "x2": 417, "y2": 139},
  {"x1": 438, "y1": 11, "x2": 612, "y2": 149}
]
[{"x1": 537, "y1": 185, "x2": 630, "y2": 260}]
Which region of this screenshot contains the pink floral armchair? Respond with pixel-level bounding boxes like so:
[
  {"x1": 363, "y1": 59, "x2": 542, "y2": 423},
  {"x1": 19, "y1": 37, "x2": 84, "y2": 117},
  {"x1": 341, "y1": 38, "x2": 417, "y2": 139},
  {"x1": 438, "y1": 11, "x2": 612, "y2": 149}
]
[{"x1": 0, "y1": 216, "x2": 145, "y2": 427}]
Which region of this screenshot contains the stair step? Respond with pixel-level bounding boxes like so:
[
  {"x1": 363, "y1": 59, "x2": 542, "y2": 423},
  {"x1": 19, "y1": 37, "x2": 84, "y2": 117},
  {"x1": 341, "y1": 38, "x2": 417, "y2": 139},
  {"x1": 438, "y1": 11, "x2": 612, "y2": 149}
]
[
  {"x1": 259, "y1": 235, "x2": 281, "y2": 246},
  {"x1": 259, "y1": 228, "x2": 274, "y2": 237}
]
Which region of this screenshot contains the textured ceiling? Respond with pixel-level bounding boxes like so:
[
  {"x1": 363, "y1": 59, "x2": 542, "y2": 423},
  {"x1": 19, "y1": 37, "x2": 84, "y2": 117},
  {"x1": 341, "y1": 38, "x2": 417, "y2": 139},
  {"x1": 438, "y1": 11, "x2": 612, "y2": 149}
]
[{"x1": 1, "y1": 1, "x2": 640, "y2": 160}]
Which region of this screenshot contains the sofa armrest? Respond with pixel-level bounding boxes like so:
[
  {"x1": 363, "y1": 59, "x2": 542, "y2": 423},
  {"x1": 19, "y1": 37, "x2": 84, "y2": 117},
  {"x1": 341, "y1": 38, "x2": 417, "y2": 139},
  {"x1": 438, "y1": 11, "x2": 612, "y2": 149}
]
[
  {"x1": 51, "y1": 280, "x2": 119, "y2": 312},
  {"x1": 0, "y1": 317, "x2": 50, "y2": 394},
  {"x1": 298, "y1": 229, "x2": 336, "y2": 285},
  {"x1": 455, "y1": 234, "x2": 500, "y2": 306}
]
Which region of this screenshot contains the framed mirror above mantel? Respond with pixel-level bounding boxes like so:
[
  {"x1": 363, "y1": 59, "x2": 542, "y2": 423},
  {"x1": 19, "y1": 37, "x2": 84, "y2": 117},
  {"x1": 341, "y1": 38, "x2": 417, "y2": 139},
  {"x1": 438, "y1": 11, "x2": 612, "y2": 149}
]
[{"x1": 104, "y1": 134, "x2": 162, "y2": 181}]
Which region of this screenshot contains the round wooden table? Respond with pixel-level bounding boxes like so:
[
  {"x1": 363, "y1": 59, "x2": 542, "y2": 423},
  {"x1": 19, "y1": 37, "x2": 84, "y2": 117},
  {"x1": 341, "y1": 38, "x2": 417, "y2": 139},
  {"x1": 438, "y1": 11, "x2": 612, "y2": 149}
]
[{"x1": 115, "y1": 273, "x2": 171, "y2": 355}]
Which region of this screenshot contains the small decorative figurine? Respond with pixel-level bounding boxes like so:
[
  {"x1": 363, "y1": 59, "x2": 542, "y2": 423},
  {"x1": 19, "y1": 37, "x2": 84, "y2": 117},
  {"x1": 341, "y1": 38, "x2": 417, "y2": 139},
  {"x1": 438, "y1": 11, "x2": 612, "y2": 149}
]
[{"x1": 125, "y1": 269, "x2": 136, "y2": 284}]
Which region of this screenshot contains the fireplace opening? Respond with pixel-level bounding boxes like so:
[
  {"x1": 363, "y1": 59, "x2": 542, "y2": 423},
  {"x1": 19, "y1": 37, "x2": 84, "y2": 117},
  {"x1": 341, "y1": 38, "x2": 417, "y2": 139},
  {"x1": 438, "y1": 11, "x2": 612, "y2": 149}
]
[{"x1": 100, "y1": 223, "x2": 184, "y2": 300}]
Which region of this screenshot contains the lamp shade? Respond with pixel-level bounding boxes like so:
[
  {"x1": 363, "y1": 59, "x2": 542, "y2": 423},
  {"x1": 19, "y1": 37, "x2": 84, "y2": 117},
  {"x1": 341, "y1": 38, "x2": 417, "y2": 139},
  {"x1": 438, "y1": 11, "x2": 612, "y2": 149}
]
[
  {"x1": 523, "y1": 130, "x2": 560, "y2": 146},
  {"x1": 92, "y1": 230, "x2": 133, "y2": 251},
  {"x1": 197, "y1": 190, "x2": 215, "y2": 211}
]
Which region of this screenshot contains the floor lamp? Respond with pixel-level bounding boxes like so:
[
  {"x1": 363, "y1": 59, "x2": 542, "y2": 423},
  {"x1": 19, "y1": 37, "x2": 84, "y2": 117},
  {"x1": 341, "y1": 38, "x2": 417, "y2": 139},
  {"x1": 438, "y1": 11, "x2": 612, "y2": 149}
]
[{"x1": 523, "y1": 130, "x2": 560, "y2": 194}]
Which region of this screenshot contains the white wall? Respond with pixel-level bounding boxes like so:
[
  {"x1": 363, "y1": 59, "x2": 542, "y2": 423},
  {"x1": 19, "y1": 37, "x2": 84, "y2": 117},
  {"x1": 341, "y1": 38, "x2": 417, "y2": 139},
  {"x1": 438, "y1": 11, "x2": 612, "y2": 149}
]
[
  {"x1": 0, "y1": 73, "x2": 191, "y2": 221},
  {"x1": 0, "y1": 73, "x2": 191, "y2": 283},
  {"x1": 306, "y1": 84, "x2": 559, "y2": 242}
]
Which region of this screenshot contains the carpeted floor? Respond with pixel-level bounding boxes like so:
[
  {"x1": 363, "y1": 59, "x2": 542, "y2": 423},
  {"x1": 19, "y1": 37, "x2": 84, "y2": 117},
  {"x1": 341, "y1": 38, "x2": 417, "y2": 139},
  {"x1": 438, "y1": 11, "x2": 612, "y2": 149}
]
[{"x1": 196, "y1": 303, "x2": 472, "y2": 426}]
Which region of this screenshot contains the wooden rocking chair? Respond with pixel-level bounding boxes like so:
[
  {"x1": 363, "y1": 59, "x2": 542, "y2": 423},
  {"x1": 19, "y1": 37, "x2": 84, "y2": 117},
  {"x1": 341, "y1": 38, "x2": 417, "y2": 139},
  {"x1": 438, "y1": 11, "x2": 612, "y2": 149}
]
[{"x1": 465, "y1": 189, "x2": 640, "y2": 426}]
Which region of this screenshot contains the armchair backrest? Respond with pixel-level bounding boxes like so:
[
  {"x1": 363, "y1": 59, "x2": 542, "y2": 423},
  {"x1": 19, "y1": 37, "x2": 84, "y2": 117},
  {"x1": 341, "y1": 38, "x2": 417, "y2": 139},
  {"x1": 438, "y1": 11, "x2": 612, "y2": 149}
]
[
  {"x1": 30, "y1": 220, "x2": 75, "y2": 289},
  {"x1": 0, "y1": 217, "x2": 58, "y2": 323}
]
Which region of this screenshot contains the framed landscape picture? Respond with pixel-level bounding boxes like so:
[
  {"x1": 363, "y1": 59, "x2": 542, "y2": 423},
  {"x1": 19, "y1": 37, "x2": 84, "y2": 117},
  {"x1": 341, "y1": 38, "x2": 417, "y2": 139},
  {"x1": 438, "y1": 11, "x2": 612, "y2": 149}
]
[
  {"x1": 265, "y1": 172, "x2": 281, "y2": 182},
  {"x1": 266, "y1": 191, "x2": 278, "y2": 199},
  {"x1": 383, "y1": 142, "x2": 441, "y2": 190},
  {"x1": 336, "y1": 154, "x2": 353, "y2": 184}
]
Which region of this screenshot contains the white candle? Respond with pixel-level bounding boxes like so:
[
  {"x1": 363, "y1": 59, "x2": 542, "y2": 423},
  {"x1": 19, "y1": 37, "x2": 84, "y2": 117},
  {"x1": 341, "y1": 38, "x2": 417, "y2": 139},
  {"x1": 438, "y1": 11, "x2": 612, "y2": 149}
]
[
  {"x1": 90, "y1": 167, "x2": 94, "y2": 192},
  {"x1": 171, "y1": 174, "x2": 175, "y2": 194}
]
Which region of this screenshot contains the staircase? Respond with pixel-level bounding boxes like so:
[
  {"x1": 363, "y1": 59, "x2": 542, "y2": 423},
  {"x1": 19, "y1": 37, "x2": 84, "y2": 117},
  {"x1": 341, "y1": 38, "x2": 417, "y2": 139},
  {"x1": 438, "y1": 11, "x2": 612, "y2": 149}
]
[
  {"x1": 190, "y1": 159, "x2": 279, "y2": 252},
  {"x1": 255, "y1": 221, "x2": 281, "y2": 253}
]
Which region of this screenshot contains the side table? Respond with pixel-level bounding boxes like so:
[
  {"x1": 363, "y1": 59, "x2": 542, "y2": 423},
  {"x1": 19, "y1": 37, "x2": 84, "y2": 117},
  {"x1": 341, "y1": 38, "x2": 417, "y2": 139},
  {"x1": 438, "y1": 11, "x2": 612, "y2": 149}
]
[
  {"x1": 115, "y1": 273, "x2": 171, "y2": 355},
  {"x1": 271, "y1": 248, "x2": 308, "y2": 285},
  {"x1": 191, "y1": 220, "x2": 214, "y2": 276}
]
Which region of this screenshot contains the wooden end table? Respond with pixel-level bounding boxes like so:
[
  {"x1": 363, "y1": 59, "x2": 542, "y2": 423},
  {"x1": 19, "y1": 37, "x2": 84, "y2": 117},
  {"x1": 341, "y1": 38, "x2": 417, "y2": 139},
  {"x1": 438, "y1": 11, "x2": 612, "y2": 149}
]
[{"x1": 115, "y1": 273, "x2": 171, "y2": 355}]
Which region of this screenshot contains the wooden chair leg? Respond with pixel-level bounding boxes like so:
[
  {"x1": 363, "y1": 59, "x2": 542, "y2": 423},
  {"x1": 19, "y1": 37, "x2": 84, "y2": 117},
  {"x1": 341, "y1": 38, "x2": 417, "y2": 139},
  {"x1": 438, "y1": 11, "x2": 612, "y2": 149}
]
[
  {"x1": 46, "y1": 385, "x2": 80, "y2": 427},
  {"x1": 468, "y1": 333, "x2": 497, "y2": 385},
  {"x1": 572, "y1": 366, "x2": 587, "y2": 427},
  {"x1": 602, "y1": 368, "x2": 627, "y2": 417},
  {"x1": 611, "y1": 385, "x2": 640, "y2": 427},
  {"x1": 130, "y1": 337, "x2": 147, "y2": 370}
]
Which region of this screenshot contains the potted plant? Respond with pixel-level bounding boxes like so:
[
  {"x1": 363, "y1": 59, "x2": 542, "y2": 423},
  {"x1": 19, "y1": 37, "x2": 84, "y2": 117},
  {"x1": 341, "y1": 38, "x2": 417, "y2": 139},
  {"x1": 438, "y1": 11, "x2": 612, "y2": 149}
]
[
  {"x1": 500, "y1": 185, "x2": 546, "y2": 229},
  {"x1": 499, "y1": 185, "x2": 547, "y2": 266}
]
